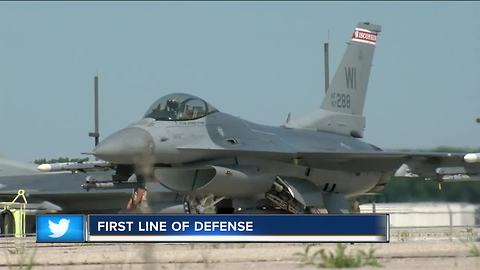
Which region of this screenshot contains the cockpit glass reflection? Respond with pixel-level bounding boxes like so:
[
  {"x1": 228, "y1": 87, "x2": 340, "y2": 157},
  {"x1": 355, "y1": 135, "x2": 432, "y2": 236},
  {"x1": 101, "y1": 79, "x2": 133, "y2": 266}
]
[{"x1": 144, "y1": 93, "x2": 218, "y2": 121}]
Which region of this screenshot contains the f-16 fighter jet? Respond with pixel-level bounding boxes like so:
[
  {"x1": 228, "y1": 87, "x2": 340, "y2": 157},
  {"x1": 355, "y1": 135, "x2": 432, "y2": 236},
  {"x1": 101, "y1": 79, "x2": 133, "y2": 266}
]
[{"x1": 39, "y1": 22, "x2": 480, "y2": 214}]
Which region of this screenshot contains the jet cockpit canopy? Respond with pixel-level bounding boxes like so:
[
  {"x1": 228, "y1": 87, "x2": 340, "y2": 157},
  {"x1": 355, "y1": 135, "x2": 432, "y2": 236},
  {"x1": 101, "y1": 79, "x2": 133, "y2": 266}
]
[{"x1": 144, "y1": 93, "x2": 218, "y2": 121}]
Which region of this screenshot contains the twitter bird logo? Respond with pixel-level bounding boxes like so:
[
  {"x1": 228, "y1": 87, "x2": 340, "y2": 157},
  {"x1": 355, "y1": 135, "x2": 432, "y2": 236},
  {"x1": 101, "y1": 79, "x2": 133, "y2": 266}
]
[
  {"x1": 37, "y1": 215, "x2": 84, "y2": 242},
  {"x1": 48, "y1": 218, "x2": 70, "y2": 238}
]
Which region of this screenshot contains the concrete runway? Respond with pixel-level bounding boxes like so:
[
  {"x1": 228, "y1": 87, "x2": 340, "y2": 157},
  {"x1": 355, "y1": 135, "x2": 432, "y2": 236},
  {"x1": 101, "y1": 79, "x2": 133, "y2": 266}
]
[{"x1": 0, "y1": 228, "x2": 479, "y2": 269}]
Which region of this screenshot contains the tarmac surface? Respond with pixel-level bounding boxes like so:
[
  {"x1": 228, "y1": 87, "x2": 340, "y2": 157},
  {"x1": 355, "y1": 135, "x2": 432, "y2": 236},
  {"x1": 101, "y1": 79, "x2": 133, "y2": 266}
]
[{"x1": 0, "y1": 227, "x2": 479, "y2": 269}]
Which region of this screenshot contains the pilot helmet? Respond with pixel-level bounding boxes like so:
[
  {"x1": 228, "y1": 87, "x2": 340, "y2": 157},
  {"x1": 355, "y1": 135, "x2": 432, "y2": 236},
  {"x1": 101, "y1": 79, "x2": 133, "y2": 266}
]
[{"x1": 166, "y1": 99, "x2": 179, "y2": 110}]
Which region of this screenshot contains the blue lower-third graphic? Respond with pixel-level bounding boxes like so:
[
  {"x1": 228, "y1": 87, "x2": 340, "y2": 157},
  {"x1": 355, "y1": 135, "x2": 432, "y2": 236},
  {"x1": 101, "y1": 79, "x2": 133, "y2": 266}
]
[{"x1": 37, "y1": 215, "x2": 85, "y2": 242}]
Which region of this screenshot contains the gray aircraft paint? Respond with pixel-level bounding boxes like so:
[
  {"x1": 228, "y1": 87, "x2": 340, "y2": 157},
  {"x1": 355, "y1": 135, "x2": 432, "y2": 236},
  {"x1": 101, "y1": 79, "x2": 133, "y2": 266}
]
[
  {"x1": 286, "y1": 22, "x2": 381, "y2": 138},
  {"x1": 0, "y1": 156, "x2": 183, "y2": 215},
  {"x1": 91, "y1": 97, "x2": 387, "y2": 212},
  {"x1": 39, "y1": 22, "x2": 478, "y2": 214},
  {"x1": 321, "y1": 22, "x2": 380, "y2": 116},
  {"x1": 0, "y1": 171, "x2": 181, "y2": 213}
]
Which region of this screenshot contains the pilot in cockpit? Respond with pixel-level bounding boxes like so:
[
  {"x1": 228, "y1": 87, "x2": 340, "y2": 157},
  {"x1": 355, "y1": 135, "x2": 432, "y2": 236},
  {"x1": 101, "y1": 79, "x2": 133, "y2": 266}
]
[{"x1": 165, "y1": 99, "x2": 179, "y2": 120}]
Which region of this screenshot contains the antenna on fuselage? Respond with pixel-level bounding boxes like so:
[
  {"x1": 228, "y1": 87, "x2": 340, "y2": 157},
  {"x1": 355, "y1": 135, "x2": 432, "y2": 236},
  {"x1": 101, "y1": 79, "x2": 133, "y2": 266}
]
[
  {"x1": 88, "y1": 75, "x2": 100, "y2": 146},
  {"x1": 324, "y1": 41, "x2": 330, "y2": 93}
]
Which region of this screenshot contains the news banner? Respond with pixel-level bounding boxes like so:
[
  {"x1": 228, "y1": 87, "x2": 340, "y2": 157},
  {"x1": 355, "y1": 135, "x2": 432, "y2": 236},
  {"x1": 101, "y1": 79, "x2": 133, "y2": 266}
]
[{"x1": 37, "y1": 214, "x2": 389, "y2": 243}]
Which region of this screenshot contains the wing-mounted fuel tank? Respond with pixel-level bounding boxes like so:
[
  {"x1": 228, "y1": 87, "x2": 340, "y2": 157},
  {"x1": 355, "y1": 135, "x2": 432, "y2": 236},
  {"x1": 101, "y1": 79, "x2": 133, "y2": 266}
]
[{"x1": 154, "y1": 165, "x2": 275, "y2": 197}]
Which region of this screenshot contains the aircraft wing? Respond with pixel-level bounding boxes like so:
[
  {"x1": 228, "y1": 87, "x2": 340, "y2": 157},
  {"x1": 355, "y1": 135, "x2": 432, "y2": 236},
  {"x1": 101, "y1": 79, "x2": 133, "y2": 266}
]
[
  {"x1": 38, "y1": 145, "x2": 477, "y2": 180},
  {"x1": 296, "y1": 151, "x2": 467, "y2": 171},
  {"x1": 177, "y1": 146, "x2": 477, "y2": 177}
]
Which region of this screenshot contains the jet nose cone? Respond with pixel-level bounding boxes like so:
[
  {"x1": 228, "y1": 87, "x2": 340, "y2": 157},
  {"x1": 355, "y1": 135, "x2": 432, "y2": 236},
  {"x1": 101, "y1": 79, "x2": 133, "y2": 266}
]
[{"x1": 93, "y1": 127, "x2": 155, "y2": 164}]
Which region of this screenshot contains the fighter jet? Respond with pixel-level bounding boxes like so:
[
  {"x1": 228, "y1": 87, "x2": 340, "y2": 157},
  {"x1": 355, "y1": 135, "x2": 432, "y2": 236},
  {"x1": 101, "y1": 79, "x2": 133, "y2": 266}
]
[
  {"x1": 39, "y1": 22, "x2": 480, "y2": 214},
  {"x1": 0, "y1": 156, "x2": 181, "y2": 215},
  {"x1": 0, "y1": 156, "x2": 184, "y2": 234}
]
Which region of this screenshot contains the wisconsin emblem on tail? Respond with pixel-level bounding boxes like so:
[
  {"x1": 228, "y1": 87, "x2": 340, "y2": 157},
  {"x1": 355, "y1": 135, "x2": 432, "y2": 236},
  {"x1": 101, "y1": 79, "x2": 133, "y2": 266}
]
[{"x1": 287, "y1": 22, "x2": 381, "y2": 138}]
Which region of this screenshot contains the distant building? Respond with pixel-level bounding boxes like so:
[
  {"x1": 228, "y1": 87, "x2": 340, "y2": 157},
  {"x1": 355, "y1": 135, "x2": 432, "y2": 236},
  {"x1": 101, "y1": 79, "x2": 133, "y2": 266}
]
[{"x1": 360, "y1": 202, "x2": 479, "y2": 227}]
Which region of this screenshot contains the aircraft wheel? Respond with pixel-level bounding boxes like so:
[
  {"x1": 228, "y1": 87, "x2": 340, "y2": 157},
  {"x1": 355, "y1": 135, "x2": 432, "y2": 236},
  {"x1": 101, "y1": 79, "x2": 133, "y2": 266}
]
[
  {"x1": 216, "y1": 199, "x2": 234, "y2": 214},
  {"x1": 305, "y1": 207, "x2": 328, "y2": 214},
  {"x1": 0, "y1": 210, "x2": 15, "y2": 237}
]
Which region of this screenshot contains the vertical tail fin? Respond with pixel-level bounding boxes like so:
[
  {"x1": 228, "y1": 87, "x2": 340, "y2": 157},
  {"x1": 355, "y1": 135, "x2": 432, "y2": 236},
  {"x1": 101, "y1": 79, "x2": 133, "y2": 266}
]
[
  {"x1": 286, "y1": 22, "x2": 381, "y2": 138},
  {"x1": 321, "y1": 22, "x2": 381, "y2": 116}
]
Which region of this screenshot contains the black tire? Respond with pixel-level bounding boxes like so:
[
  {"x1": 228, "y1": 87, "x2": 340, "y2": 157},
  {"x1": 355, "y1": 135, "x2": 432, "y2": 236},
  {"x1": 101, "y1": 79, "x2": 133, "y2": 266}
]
[
  {"x1": 1, "y1": 210, "x2": 15, "y2": 237},
  {"x1": 216, "y1": 199, "x2": 234, "y2": 214},
  {"x1": 0, "y1": 212, "x2": 3, "y2": 236}
]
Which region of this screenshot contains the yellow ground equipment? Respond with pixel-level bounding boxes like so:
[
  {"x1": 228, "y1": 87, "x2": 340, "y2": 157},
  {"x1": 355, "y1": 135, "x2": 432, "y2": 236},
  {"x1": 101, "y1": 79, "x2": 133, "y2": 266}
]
[{"x1": 0, "y1": 189, "x2": 28, "y2": 237}]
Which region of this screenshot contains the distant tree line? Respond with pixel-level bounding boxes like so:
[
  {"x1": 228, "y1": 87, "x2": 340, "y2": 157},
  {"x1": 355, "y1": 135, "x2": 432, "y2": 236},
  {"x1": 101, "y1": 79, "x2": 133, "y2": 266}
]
[
  {"x1": 33, "y1": 157, "x2": 89, "y2": 165},
  {"x1": 357, "y1": 146, "x2": 480, "y2": 204},
  {"x1": 357, "y1": 180, "x2": 480, "y2": 204}
]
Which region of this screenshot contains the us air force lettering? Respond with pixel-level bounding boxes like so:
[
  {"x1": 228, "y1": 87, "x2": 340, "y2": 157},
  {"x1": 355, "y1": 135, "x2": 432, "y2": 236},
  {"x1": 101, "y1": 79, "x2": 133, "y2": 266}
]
[{"x1": 38, "y1": 22, "x2": 480, "y2": 215}]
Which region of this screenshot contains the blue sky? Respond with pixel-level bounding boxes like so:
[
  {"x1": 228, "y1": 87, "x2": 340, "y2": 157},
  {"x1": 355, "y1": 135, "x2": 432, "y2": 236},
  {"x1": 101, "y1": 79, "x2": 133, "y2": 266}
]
[{"x1": 1, "y1": 2, "x2": 479, "y2": 162}]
